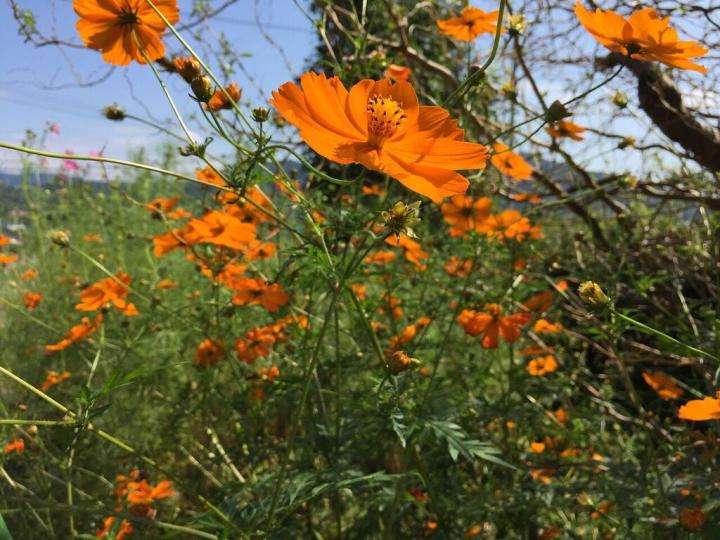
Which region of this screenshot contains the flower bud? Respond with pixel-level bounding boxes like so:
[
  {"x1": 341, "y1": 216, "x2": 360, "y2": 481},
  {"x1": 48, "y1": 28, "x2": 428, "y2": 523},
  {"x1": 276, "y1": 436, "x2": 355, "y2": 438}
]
[
  {"x1": 252, "y1": 107, "x2": 270, "y2": 123},
  {"x1": 173, "y1": 56, "x2": 202, "y2": 83},
  {"x1": 387, "y1": 350, "x2": 420, "y2": 374},
  {"x1": 48, "y1": 230, "x2": 70, "y2": 247},
  {"x1": 382, "y1": 200, "x2": 421, "y2": 238},
  {"x1": 618, "y1": 136, "x2": 635, "y2": 149},
  {"x1": 102, "y1": 104, "x2": 125, "y2": 121},
  {"x1": 578, "y1": 281, "x2": 610, "y2": 306},
  {"x1": 191, "y1": 75, "x2": 214, "y2": 103},
  {"x1": 507, "y1": 14, "x2": 527, "y2": 35},
  {"x1": 612, "y1": 91, "x2": 628, "y2": 109},
  {"x1": 546, "y1": 100, "x2": 572, "y2": 123}
]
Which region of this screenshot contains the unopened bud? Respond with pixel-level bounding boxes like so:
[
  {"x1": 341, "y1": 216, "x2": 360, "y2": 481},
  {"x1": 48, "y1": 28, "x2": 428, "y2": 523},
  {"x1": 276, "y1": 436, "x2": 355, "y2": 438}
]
[
  {"x1": 387, "y1": 350, "x2": 420, "y2": 374},
  {"x1": 382, "y1": 200, "x2": 421, "y2": 238},
  {"x1": 546, "y1": 100, "x2": 572, "y2": 123},
  {"x1": 102, "y1": 104, "x2": 125, "y2": 121},
  {"x1": 618, "y1": 136, "x2": 635, "y2": 149},
  {"x1": 191, "y1": 75, "x2": 214, "y2": 103},
  {"x1": 578, "y1": 281, "x2": 610, "y2": 306},
  {"x1": 174, "y1": 56, "x2": 202, "y2": 83},
  {"x1": 252, "y1": 107, "x2": 270, "y2": 123},
  {"x1": 48, "y1": 230, "x2": 70, "y2": 247},
  {"x1": 620, "y1": 174, "x2": 638, "y2": 188},
  {"x1": 612, "y1": 91, "x2": 628, "y2": 109}
]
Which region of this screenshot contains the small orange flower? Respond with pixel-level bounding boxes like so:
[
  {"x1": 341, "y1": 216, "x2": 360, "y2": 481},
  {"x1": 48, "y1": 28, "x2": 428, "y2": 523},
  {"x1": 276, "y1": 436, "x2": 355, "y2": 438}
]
[
  {"x1": 679, "y1": 506, "x2": 706, "y2": 531},
  {"x1": 385, "y1": 234, "x2": 428, "y2": 269},
  {"x1": 642, "y1": 371, "x2": 683, "y2": 400},
  {"x1": 575, "y1": 2, "x2": 708, "y2": 73},
  {"x1": 678, "y1": 391, "x2": 720, "y2": 421},
  {"x1": 513, "y1": 192, "x2": 541, "y2": 204},
  {"x1": 351, "y1": 283, "x2": 367, "y2": 301},
  {"x1": 364, "y1": 250, "x2": 397, "y2": 265},
  {"x1": 272, "y1": 73, "x2": 488, "y2": 202},
  {"x1": 523, "y1": 291, "x2": 553, "y2": 313},
  {"x1": 156, "y1": 279, "x2": 178, "y2": 290},
  {"x1": 546, "y1": 120, "x2": 586, "y2": 141},
  {"x1": 194, "y1": 339, "x2": 224, "y2": 368},
  {"x1": 529, "y1": 441, "x2": 546, "y2": 453},
  {"x1": 526, "y1": 355, "x2": 559, "y2": 376},
  {"x1": 491, "y1": 143, "x2": 533, "y2": 181},
  {"x1": 379, "y1": 294, "x2": 404, "y2": 320},
  {"x1": 97, "y1": 516, "x2": 133, "y2": 540},
  {"x1": 533, "y1": 319, "x2": 563, "y2": 334},
  {"x1": 444, "y1": 256, "x2": 473, "y2": 277},
  {"x1": 441, "y1": 195, "x2": 492, "y2": 237},
  {"x1": 40, "y1": 370, "x2": 71, "y2": 392},
  {"x1": 235, "y1": 326, "x2": 276, "y2": 363},
  {"x1": 83, "y1": 233, "x2": 103, "y2": 242},
  {"x1": 0, "y1": 235, "x2": 12, "y2": 247},
  {"x1": 530, "y1": 468, "x2": 555, "y2": 484},
  {"x1": 46, "y1": 314, "x2": 104, "y2": 352},
  {"x1": 362, "y1": 184, "x2": 385, "y2": 196},
  {"x1": 23, "y1": 291, "x2": 43, "y2": 309},
  {"x1": 483, "y1": 210, "x2": 542, "y2": 242},
  {"x1": 230, "y1": 278, "x2": 289, "y2": 312},
  {"x1": 3, "y1": 438, "x2": 24, "y2": 455},
  {"x1": 554, "y1": 407, "x2": 569, "y2": 425},
  {"x1": 208, "y1": 83, "x2": 242, "y2": 112},
  {"x1": 388, "y1": 316, "x2": 431, "y2": 352},
  {"x1": 76, "y1": 274, "x2": 138, "y2": 316},
  {"x1": 145, "y1": 196, "x2": 190, "y2": 220},
  {"x1": 0, "y1": 253, "x2": 18, "y2": 265},
  {"x1": 385, "y1": 64, "x2": 411, "y2": 82},
  {"x1": 457, "y1": 304, "x2": 530, "y2": 349},
  {"x1": 437, "y1": 6, "x2": 503, "y2": 41},
  {"x1": 20, "y1": 269, "x2": 38, "y2": 281},
  {"x1": 73, "y1": 0, "x2": 180, "y2": 66},
  {"x1": 126, "y1": 479, "x2": 174, "y2": 506}
]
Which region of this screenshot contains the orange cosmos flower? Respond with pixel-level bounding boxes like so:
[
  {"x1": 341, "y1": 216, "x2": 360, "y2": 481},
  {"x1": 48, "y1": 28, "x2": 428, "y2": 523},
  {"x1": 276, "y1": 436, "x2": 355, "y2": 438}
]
[
  {"x1": 351, "y1": 283, "x2": 367, "y2": 301},
  {"x1": 153, "y1": 210, "x2": 256, "y2": 256},
  {"x1": 532, "y1": 319, "x2": 563, "y2": 334},
  {"x1": 678, "y1": 391, "x2": 720, "y2": 421},
  {"x1": 362, "y1": 184, "x2": 385, "y2": 196},
  {"x1": 440, "y1": 195, "x2": 492, "y2": 237},
  {"x1": 0, "y1": 253, "x2": 18, "y2": 265},
  {"x1": 21, "y1": 269, "x2": 38, "y2": 281},
  {"x1": 194, "y1": 338, "x2": 224, "y2": 368},
  {"x1": 230, "y1": 278, "x2": 289, "y2": 312},
  {"x1": 145, "y1": 196, "x2": 189, "y2": 220},
  {"x1": 385, "y1": 234, "x2": 428, "y2": 269},
  {"x1": 97, "y1": 516, "x2": 133, "y2": 540},
  {"x1": 379, "y1": 294, "x2": 404, "y2": 320},
  {"x1": 271, "y1": 72, "x2": 488, "y2": 202},
  {"x1": 575, "y1": 2, "x2": 708, "y2": 73},
  {"x1": 40, "y1": 370, "x2": 71, "y2": 392},
  {"x1": 126, "y1": 479, "x2": 174, "y2": 506},
  {"x1": 526, "y1": 355, "x2": 559, "y2": 376},
  {"x1": 388, "y1": 316, "x2": 432, "y2": 353},
  {"x1": 73, "y1": 0, "x2": 180, "y2": 66},
  {"x1": 235, "y1": 326, "x2": 277, "y2": 363},
  {"x1": 364, "y1": 250, "x2": 397, "y2": 265},
  {"x1": 523, "y1": 291, "x2": 554, "y2": 313},
  {"x1": 208, "y1": 83, "x2": 242, "y2": 112},
  {"x1": 642, "y1": 371, "x2": 683, "y2": 400},
  {"x1": 457, "y1": 304, "x2": 530, "y2": 348},
  {"x1": 0, "y1": 235, "x2": 11, "y2": 247},
  {"x1": 491, "y1": 143, "x2": 533, "y2": 181},
  {"x1": 385, "y1": 64, "x2": 411, "y2": 82},
  {"x1": 46, "y1": 314, "x2": 104, "y2": 352},
  {"x1": 483, "y1": 209, "x2": 542, "y2": 242},
  {"x1": 23, "y1": 291, "x2": 43, "y2": 309},
  {"x1": 444, "y1": 256, "x2": 473, "y2": 277},
  {"x1": 554, "y1": 407, "x2": 569, "y2": 425},
  {"x1": 3, "y1": 438, "x2": 24, "y2": 455},
  {"x1": 436, "y1": 6, "x2": 503, "y2": 41},
  {"x1": 76, "y1": 273, "x2": 138, "y2": 316},
  {"x1": 513, "y1": 192, "x2": 541, "y2": 205},
  {"x1": 679, "y1": 507, "x2": 706, "y2": 531},
  {"x1": 546, "y1": 120, "x2": 586, "y2": 141},
  {"x1": 156, "y1": 278, "x2": 178, "y2": 290}
]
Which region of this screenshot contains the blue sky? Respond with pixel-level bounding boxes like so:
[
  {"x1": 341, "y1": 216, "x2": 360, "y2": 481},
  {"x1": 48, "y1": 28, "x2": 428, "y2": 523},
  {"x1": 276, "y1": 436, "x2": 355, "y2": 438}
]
[{"x1": 0, "y1": 0, "x2": 315, "y2": 175}]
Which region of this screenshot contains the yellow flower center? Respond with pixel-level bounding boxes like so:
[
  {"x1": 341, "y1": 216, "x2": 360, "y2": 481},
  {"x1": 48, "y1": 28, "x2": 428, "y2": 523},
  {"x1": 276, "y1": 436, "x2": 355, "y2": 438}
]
[{"x1": 367, "y1": 95, "x2": 406, "y2": 146}]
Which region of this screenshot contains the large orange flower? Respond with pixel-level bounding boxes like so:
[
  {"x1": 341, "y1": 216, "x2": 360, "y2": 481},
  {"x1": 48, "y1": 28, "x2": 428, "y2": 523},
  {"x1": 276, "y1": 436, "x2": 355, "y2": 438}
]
[
  {"x1": 436, "y1": 7, "x2": 502, "y2": 42},
  {"x1": 575, "y1": 1, "x2": 708, "y2": 73},
  {"x1": 271, "y1": 72, "x2": 488, "y2": 202},
  {"x1": 73, "y1": 0, "x2": 180, "y2": 66}
]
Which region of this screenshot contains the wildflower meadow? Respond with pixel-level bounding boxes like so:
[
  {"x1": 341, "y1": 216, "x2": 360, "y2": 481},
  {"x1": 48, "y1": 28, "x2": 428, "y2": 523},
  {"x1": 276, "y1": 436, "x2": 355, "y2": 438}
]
[{"x1": 1, "y1": 0, "x2": 719, "y2": 538}]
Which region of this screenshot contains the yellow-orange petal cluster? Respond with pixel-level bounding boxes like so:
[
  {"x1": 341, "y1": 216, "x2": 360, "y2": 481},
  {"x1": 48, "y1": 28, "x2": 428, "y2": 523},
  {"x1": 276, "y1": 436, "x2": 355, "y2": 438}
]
[
  {"x1": 271, "y1": 72, "x2": 488, "y2": 202},
  {"x1": 575, "y1": 1, "x2": 708, "y2": 73},
  {"x1": 73, "y1": 0, "x2": 180, "y2": 66},
  {"x1": 436, "y1": 7, "x2": 503, "y2": 42},
  {"x1": 491, "y1": 143, "x2": 533, "y2": 181}
]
